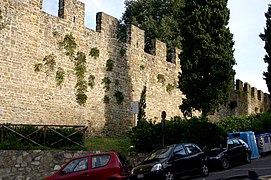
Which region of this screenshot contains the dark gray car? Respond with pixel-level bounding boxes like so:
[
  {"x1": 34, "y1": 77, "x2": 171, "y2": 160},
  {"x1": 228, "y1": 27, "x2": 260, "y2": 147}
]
[
  {"x1": 130, "y1": 143, "x2": 209, "y2": 180},
  {"x1": 205, "y1": 138, "x2": 251, "y2": 170}
]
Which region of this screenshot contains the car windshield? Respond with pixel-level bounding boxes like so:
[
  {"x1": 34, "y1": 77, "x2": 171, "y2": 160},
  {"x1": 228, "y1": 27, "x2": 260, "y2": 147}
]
[{"x1": 146, "y1": 146, "x2": 174, "y2": 160}]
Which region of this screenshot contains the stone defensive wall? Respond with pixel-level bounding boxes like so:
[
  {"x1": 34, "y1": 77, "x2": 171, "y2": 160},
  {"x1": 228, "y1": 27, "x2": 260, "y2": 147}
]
[
  {"x1": 0, "y1": 150, "x2": 147, "y2": 179},
  {"x1": 0, "y1": 0, "x2": 184, "y2": 136},
  {"x1": 209, "y1": 79, "x2": 271, "y2": 121}
]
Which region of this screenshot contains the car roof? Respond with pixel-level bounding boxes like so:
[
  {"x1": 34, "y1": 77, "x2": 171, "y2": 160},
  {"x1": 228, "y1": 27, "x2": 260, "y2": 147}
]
[
  {"x1": 67, "y1": 152, "x2": 117, "y2": 160},
  {"x1": 166, "y1": 143, "x2": 197, "y2": 148}
]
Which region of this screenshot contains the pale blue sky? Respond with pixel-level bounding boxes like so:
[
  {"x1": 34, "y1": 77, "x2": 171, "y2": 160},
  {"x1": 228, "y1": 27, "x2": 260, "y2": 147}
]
[{"x1": 42, "y1": 0, "x2": 270, "y2": 93}]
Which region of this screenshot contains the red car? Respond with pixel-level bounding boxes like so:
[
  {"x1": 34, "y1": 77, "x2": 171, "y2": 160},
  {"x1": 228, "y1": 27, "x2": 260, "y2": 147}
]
[{"x1": 43, "y1": 152, "x2": 130, "y2": 180}]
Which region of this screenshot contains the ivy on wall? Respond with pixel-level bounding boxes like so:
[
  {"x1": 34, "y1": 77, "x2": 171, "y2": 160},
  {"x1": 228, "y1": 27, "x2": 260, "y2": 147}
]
[
  {"x1": 114, "y1": 91, "x2": 124, "y2": 104},
  {"x1": 166, "y1": 83, "x2": 175, "y2": 93},
  {"x1": 33, "y1": 32, "x2": 126, "y2": 106},
  {"x1": 157, "y1": 74, "x2": 166, "y2": 85},
  {"x1": 43, "y1": 54, "x2": 56, "y2": 75},
  {"x1": 140, "y1": 65, "x2": 145, "y2": 70},
  {"x1": 34, "y1": 63, "x2": 42, "y2": 72},
  {"x1": 103, "y1": 95, "x2": 110, "y2": 104},
  {"x1": 115, "y1": 79, "x2": 120, "y2": 86},
  {"x1": 106, "y1": 59, "x2": 114, "y2": 71},
  {"x1": 120, "y1": 48, "x2": 126, "y2": 57},
  {"x1": 52, "y1": 31, "x2": 59, "y2": 37},
  {"x1": 74, "y1": 51, "x2": 88, "y2": 106},
  {"x1": 89, "y1": 47, "x2": 100, "y2": 59},
  {"x1": 34, "y1": 33, "x2": 89, "y2": 106},
  {"x1": 101, "y1": 77, "x2": 111, "y2": 92},
  {"x1": 88, "y1": 75, "x2": 95, "y2": 89},
  {"x1": 56, "y1": 67, "x2": 65, "y2": 87},
  {"x1": 58, "y1": 33, "x2": 78, "y2": 58}
]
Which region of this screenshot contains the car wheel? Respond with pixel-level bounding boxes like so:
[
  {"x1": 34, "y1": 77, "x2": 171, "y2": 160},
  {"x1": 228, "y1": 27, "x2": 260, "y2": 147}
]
[
  {"x1": 201, "y1": 164, "x2": 209, "y2": 177},
  {"x1": 165, "y1": 171, "x2": 175, "y2": 180},
  {"x1": 221, "y1": 158, "x2": 230, "y2": 169},
  {"x1": 245, "y1": 152, "x2": 251, "y2": 163}
]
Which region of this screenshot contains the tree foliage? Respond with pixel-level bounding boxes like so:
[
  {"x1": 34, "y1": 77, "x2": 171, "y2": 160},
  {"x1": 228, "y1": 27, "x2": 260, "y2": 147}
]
[
  {"x1": 179, "y1": 0, "x2": 236, "y2": 117},
  {"x1": 121, "y1": 0, "x2": 184, "y2": 53},
  {"x1": 138, "y1": 85, "x2": 147, "y2": 121},
  {"x1": 129, "y1": 112, "x2": 271, "y2": 152},
  {"x1": 260, "y1": 4, "x2": 271, "y2": 95}
]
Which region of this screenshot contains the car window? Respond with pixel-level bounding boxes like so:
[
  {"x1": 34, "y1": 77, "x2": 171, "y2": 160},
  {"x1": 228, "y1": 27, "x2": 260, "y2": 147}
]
[
  {"x1": 173, "y1": 145, "x2": 186, "y2": 156},
  {"x1": 239, "y1": 139, "x2": 249, "y2": 148},
  {"x1": 92, "y1": 154, "x2": 110, "y2": 169},
  {"x1": 184, "y1": 144, "x2": 201, "y2": 154},
  {"x1": 232, "y1": 139, "x2": 241, "y2": 146},
  {"x1": 228, "y1": 139, "x2": 234, "y2": 148},
  {"x1": 62, "y1": 157, "x2": 88, "y2": 174}
]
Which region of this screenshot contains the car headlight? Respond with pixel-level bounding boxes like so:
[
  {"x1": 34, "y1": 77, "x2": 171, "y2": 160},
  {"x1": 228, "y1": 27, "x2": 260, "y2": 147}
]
[
  {"x1": 215, "y1": 153, "x2": 223, "y2": 159},
  {"x1": 151, "y1": 163, "x2": 162, "y2": 172}
]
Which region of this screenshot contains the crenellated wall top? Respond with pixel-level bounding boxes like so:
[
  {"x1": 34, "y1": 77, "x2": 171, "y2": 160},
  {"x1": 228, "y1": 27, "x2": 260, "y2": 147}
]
[{"x1": 234, "y1": 79, "x2": 269, "y2": 102}]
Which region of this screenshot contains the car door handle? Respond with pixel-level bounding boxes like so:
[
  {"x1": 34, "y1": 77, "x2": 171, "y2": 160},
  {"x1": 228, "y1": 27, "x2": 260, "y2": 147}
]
[{"x1": 83, "y1": 172, "x2": 89, "y2": 176}]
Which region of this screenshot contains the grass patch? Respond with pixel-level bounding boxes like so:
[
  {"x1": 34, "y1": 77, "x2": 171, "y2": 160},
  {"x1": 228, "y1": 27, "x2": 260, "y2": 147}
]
[{"x1": 85, "y1": 136, "x2": 132, "y2": 154}]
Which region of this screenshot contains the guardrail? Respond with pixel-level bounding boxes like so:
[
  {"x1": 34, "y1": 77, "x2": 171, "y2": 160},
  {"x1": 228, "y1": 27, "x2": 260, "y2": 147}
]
[{"x1": 0, "y1": 124, "x2": 87, "y2": 148}]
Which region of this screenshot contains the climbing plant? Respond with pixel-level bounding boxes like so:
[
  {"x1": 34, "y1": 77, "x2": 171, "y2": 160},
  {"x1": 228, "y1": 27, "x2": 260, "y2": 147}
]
[
  {"x1": 74, "y1": 51, "x2": 87, "y2": 106},
  {"x1": 140, "y1": 65, "x2": 145, "y2": 70},
  {"x1": 52, "y1": 31, "x2": 59, "y2": 37},
  {"x1": 43, "y1": 54, "x2": 56, "y2": 75},
  {"x1": 120, "y1": 48, "x2": 126, "y2": 57},
  {"x1": 115, "y1": 79, "x2": 120, "y2": 86},
  {"x1": 166, "y1": 83, "x2": 175, "y2": 93},
  {"x1": 157, "y1": 74, "x2": 165, "y2": 85},
  {"x1": 101, "y1": 77, "x2": 111, "y2": 91},
  {"x1": 88, "y1": 75, "x2": 95, "y2": 89},
  {"x1": 33, "y1": 33, "x2": 91, "y2": 106},
  {"x1": 55, "y1": 67, "x2": 65, "y2": 87},
  {"x1": 114, "y1": 91, "x2": 124, "y2": 104},
  {"x1": 103, "y1": 95, "x2": 110, "y2": 104},
  {"x1": 89, "y1": 47, "x2": 100, "y2": 59},
  {"x1": 34, "y1": 63, "x2": 43, "y2": 72},
  {"x1": 58, "y1": 33, "x2": 78, "y2": 58},
  {"x1": 106, "y1": 59, "x2": 114, "y2": 71}
]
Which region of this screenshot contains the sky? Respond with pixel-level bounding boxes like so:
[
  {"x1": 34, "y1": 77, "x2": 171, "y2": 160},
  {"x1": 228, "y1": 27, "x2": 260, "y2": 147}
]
[{"x1": 42, "y1": 0, "x2": 270, "y2": 93}]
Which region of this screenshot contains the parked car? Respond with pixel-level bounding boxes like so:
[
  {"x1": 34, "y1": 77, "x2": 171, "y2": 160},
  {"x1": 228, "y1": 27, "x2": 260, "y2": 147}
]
[
  {"x1": 130, "y1": 143, "x2": 209, "y2": 180},
  {"x1": 42, "y1": 152, "x2": 130, "y2": 180},
  {"x1": 205, "y1": 138, "x2": 251, "y2": 170}
]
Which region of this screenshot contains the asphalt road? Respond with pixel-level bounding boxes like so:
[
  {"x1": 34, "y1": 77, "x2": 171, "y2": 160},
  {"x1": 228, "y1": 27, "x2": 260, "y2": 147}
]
[{"x1": 191, "y1": 155, "x2": 271, "y2": 180}]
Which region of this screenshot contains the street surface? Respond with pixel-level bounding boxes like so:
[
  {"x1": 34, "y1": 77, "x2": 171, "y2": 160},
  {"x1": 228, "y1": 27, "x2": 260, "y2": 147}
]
[{"x1": 190, "y1": 155, "x2": 271, "y2": 180}]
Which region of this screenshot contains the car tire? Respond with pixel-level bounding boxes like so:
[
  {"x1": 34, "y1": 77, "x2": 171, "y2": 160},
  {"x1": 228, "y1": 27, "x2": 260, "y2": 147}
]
[
  {"x1": 165, "y1": 171, "x2": 175, "y2": 180},
  {"x1": 245, "y1": 152, "x2": 251, "y2": 163},
  {"x1": 221, "y1": 158, "x2": 230, "y2": 169},
  {"x1": 201, "y1": 164, "x2": 209, "y2": 177}
]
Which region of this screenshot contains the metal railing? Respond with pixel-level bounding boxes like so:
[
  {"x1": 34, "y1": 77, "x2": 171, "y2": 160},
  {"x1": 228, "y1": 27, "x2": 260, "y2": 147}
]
[{"x1": 0, "y1": 124, "x2": 88, "y2": 148}]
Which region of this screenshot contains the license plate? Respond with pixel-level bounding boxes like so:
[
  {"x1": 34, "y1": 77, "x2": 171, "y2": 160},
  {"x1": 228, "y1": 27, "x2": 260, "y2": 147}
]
[{"x1": 137, "y1": 174, "x2": 144, "y2": 178}]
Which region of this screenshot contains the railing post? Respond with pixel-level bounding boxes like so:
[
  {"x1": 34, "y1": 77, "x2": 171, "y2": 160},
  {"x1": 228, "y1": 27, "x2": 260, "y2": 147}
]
[
  {"x1": 43, "y1": 126, "x2": 47, "y2": 146},
  {"x1": 0, "y1": 126, "x2": 3, "y2": 143}
]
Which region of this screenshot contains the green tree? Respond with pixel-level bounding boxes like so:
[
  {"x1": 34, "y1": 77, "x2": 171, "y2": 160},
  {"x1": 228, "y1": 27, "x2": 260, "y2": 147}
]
[
  {"x1": 138, "y1": 85, "x2": 147, "y2": 121},
  {"x1": 179, "y1": 0, "x2": 235, "y2": 117},
  {"x1": 260, "y1": 4, "x2": 271, "y2": 95},
  {"x1": 121, "y1": 0, "x2": 184, "y2": 54}
]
